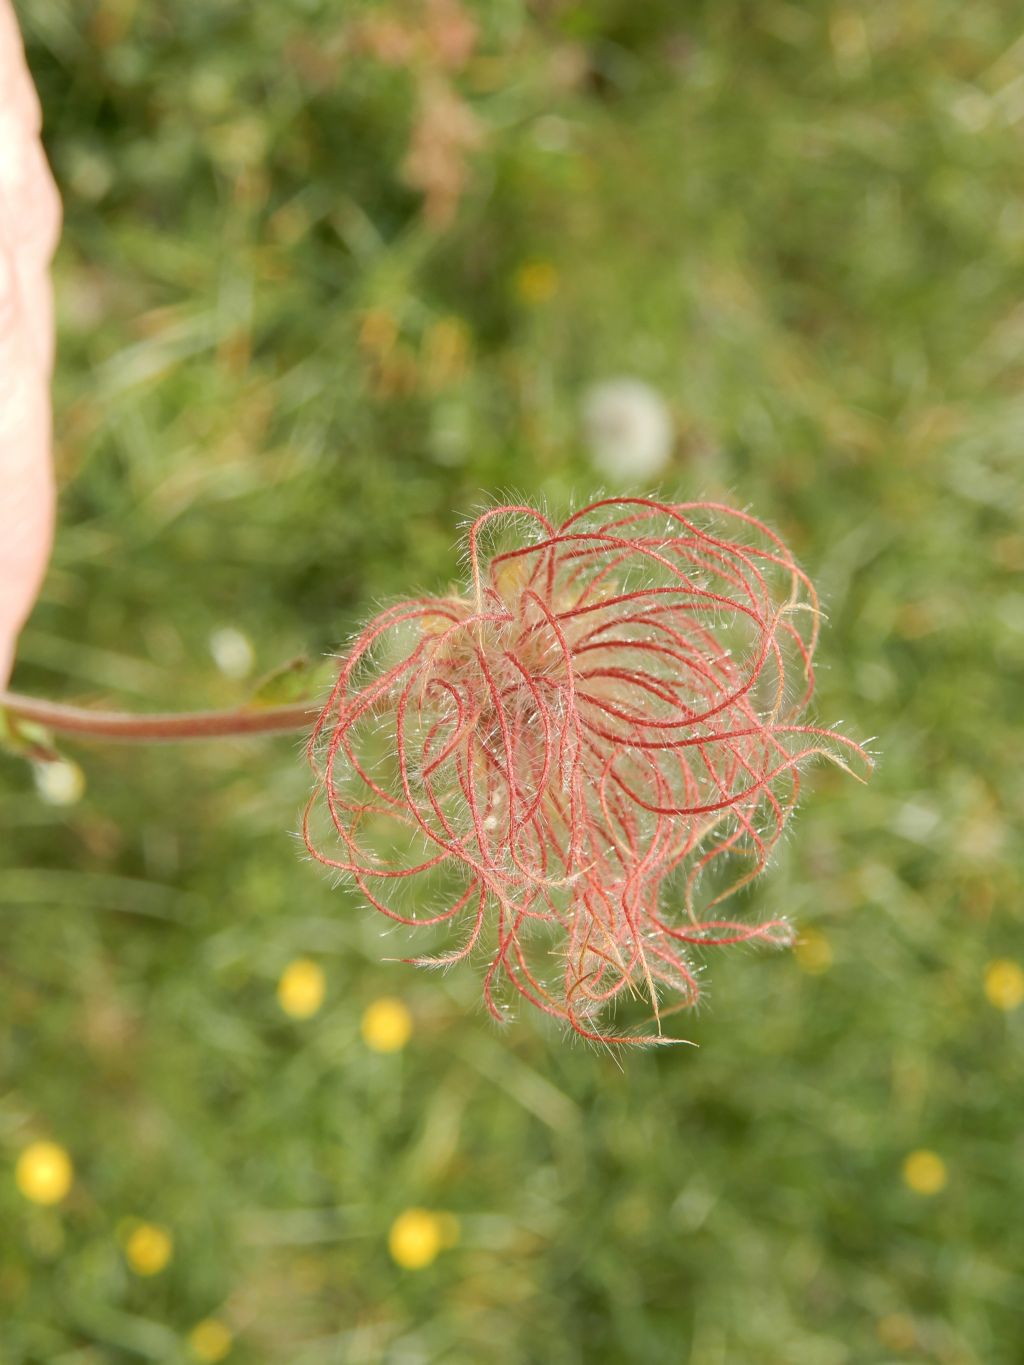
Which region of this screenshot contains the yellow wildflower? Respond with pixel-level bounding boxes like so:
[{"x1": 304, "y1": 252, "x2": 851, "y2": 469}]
[
  {"x1": 15, "y1": 1141, "x2": 73, "y2": 1206},
  {"x1": 277, "y1": 959, "x2": 326, "y2": 1019},
  {"x1": 188, "y1": 1318, "x2": 233, "y2": 1362},
  {"x1": 361, "y1": 997, "x2": 413, "y2": 1052},
  {"x1": 124, "y1": 1221, "x2": 174, "y2": 1276},
  {"x1": 984, "y1": 959, "x2": 1024, "y2": 1012},
  {"x1": 388, "y1": 1208, "x2": 458, "y2": 1269},
  {"x1": 902, "y1": 1150, "x2": 947, "y2": 1196}
]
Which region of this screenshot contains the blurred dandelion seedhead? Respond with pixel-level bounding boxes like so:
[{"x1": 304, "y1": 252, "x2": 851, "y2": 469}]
[
  {"x1": 582, "y1": 377, "x2": 674, "y2": 483},
  {"x1": 304, "y1": 498, "x2": 869, "y2": 1044}
]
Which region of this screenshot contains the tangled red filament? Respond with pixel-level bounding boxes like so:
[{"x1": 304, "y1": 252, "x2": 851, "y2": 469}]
[{"x1": 304, "y1": 498, "x2": 869, "y2": 1044}]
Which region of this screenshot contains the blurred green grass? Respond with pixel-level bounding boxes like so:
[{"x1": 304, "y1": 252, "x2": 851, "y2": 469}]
[{"x1": 2, "y1": 1, "x2": 1023, "y2": 1361}]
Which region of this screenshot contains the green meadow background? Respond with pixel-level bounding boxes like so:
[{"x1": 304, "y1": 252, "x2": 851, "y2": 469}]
[{"x1": 3, "y1": 1, "x2": 1023, "y2": 1360}]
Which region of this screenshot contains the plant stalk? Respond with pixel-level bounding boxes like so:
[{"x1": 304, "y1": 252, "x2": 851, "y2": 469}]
[{"x1": 0, "y1": 690, "x2": 319, "y2": 743}]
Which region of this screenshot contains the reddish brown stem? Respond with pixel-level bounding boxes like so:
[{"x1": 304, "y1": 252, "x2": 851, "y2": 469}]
[{"x1": 0, "y1": 689, "x2": 319, "y2": 743}]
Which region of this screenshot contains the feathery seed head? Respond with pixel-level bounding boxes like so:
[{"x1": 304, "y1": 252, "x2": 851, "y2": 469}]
[{"x1": 304, "y1": 497, "x2": 869, "y2": 1044}]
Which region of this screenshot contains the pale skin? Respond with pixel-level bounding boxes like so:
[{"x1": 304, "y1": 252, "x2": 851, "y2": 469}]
[{"x1": 0, "y1": 0, "x2": 59, "y2": 687}]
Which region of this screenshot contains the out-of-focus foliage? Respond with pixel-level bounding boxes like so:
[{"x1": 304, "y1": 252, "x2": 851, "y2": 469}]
[{"x1": 2, "y1": 0, "x2": 1022, "y2": 1360}]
